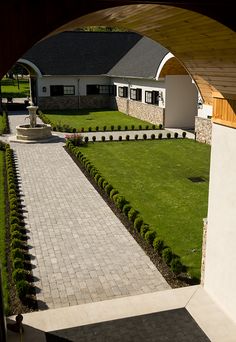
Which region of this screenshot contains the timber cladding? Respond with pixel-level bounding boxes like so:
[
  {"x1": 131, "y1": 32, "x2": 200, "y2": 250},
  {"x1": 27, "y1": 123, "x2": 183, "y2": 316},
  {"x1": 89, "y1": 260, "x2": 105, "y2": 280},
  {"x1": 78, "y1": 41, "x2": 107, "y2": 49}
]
[{"x1": 213, "y1": 97, "x2": 236, "y2": 129}]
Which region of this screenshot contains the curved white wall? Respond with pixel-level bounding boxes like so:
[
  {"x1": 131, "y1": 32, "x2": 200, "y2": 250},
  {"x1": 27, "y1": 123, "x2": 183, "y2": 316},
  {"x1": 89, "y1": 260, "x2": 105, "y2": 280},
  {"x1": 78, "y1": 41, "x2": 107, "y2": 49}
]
[{"x1": 205, "y1": 123, "x2": 236, "y2": 322}]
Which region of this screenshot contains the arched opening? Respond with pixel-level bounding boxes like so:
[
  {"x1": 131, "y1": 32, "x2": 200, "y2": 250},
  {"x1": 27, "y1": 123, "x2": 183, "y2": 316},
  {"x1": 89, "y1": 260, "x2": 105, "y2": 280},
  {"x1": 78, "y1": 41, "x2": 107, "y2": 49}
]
[{"x1": 1, "y1": 0, "x2": 236, "y2": 326}]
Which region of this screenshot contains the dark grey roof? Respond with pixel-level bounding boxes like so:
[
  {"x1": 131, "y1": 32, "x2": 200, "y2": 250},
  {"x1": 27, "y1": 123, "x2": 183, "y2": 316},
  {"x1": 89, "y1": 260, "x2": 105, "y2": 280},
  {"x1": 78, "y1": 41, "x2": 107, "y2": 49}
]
[
  {"x1": 107, "y1": 36, "x2": 168, "y2": 78},
  {"x1": 22, "y1": 31, "x2": 168, "y2": 78}
]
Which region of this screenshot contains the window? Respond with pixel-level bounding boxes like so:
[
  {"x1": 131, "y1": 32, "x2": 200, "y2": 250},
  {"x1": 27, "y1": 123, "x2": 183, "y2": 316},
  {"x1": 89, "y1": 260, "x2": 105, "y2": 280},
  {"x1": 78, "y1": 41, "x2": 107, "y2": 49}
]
[
  {"x1": 118, "y1": 86, "x2": 128, "y2": 98},
  {"x1": 145, "y1": 90, "x2": 159, "y2": 105},
  {"x1": 64, "y1": 86, "x2": 75, "y2": 95},
  {"x1": 50, "y1": 85, "x2": 75, "y2": 96},
  {"x1": 86, "y1": 85, "x2": 116, "y2": 96},
  {"x1": 130, "y1": 88, "x2": 142, "y2": 101}
]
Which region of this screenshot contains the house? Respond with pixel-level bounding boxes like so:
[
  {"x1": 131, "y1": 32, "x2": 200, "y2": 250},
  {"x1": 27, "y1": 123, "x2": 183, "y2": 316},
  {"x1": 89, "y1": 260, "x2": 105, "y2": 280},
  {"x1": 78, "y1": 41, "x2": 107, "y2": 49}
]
[
  {"x1": 195, "y1": 95, "x2": 213, "y2": 144},
  {"x1": 19, "y1": 31, "x2": 198, "y2": 129}
]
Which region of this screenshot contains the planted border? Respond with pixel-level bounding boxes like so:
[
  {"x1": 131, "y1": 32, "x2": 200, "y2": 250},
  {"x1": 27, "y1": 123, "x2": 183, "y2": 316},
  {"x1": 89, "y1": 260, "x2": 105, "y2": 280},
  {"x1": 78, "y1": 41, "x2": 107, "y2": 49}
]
[{"x1": 66, "y1": 139, "x2": 186, "y2": 281}]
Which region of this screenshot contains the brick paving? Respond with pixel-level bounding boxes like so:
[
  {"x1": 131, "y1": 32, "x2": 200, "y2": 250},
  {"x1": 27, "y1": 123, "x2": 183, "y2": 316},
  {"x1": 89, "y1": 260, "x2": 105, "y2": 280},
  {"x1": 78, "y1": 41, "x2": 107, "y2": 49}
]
[{"x1": 8, "y1": 111, "x2": 170, "y2": 309}]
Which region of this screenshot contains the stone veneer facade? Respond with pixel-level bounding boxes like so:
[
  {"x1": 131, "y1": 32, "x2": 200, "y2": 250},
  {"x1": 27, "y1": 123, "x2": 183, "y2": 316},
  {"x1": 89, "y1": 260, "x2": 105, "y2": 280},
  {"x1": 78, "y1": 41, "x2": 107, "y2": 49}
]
[
  {"x1": 201, "y1": 218, "x2": 208, "y2": 286},
  {"x1": 38, "y1": 95, "x2": 112, "y2": 110},
  {"x1": 112, "y1": 97, "x2": 164, "y2": 126},
  {"x1": 195, "y1": 116, "x2": 212, "y2": 145}
]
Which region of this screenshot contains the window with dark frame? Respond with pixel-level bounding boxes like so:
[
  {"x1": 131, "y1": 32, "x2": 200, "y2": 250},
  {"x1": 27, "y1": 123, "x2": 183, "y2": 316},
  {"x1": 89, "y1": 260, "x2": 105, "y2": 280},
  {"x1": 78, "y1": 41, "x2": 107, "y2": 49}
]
[
  {"x1": 145, "y1": 90, "x2": 159, "y2": 105},
  {"x1": 50, "y1": 85, "x2": 75, "y2": 96},
  {"x1": 118, "y1": 86, "x2": 128, "y2": 98},
  {"x1": 86, "y1": 84, "x2": 116, "y2": 96},
  {"x1": 130, "y1": 88, "x2": 142, "y2": 101}
]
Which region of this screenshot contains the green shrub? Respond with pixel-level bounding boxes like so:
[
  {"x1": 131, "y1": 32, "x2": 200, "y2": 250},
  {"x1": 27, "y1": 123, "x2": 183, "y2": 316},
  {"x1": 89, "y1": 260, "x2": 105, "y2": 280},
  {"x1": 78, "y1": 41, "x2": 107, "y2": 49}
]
[
  {"x1": 81, "y1": 127, "x2": 84, "y2": 132},
  {"x1": 126, "y1": 135, "x2": 130, "y2": 141},
  {"x1": 139, "y1": 125, "x2": 142, "y2": 130},
  {"x1": 110, "y1": 189, "x2": 119, "y2": 199},
  {"x1": 145, "y1": 125, "x2": 149, "y2": 130},
  {"x1": 162, "y1": 247, "x2": 173, "y2": 265},
  {"x1": 103, "y1": 126, "x2": 107, "y2": 131},
  {"x1": 174, "y1": 132, "x2": 178, "y2": 139},
  {"x1": 84, "y1": 136, "x2": 89, "y2": 143},
  {"x1": 159, "y1": 124, "x2": 163, "y2": 129},
  {"x1": 117, "y1": 125, "x2": 121, "y2": 131},
  {"x1": 109, "y1": 135, "x2": 113, "y2": 141},
  {"x1": 111, "y1": 125, "x2": 114, "y2": 131},
  {"x1": 10, "y1": 216, "x2": 21, "y2": 225},
  {"x1": 152, "y1": 124, "x2": 156, "y2": 129},
  {"x1": 125, "y1": 125, "x2": 128, "y2": 130},
  {"x1": 119, "y1": 136, "x2": 122, "y2": 141},
  {"x1": 92, "y1": 136, "x2": 96, "y2": 142},
  {"x1": 128, "y1": 208, "x2": 139, "y2": 222},
  {"x1": 167, "y1": 133, "x2": 171, "y2": 139},
  {"x1": 101, "y1": 136, "x2": 106, "y2": 142},
  {"x1": 11, "y1": 231, "x2": 24, "y2": 241},
  {"x1": 134, "y1": 216, "x2": 143, "y2": 232},
  {"x1": 113, "y1": 195, "x2": 128, "y2": 210},
  {"x1": 13, "y1": 258, "x2": 24, "y2": 270},
  {"x1": 158, "y1": 133, "x2": 162, "y2": 139},
  {"x1": 135, "y1": 134, "x2": 138, "y2": 140},
  {"x1": 16, "y1": 280, "x2": 30, "y2": 298},
  {"x1": 98, "y1": 177, "x2": 105, "y2": 188},
  {"x1": 122, "y1": 204, "x2": 132, "y2": 216},
  {"x1": 153, "y1": 238, "x2": 164, "y2": 253},
  {"x1": 131, "y1": 125, "x2": 135, "y2": 130},
  {"x1": 140, "y1": 224, "x2": 150, "y2": 238},
  {"x1": 143, "y1": 134, "x2": 147, "y2": 140},
  {"x1": 145, "y1": 230, "x2": 157, "y2": 245},
  {"x1": 182, "y1": 131, "x2": 187, "y2": 138},
  {"x1": 170, "y1": 257, "x2": 183, "y2": 274},
  {"x1": 10, "y1": 223, "x2": 23, "y2": 234},
  {"x1": 11, "y1": 248, "x2": 24, "y2": 260},
  {"x1": 151, "y1": 134, "x2": 155, "y2": 140},
  {"x1": 105, "y1": 183, "x2": 113, "y2": 195},
  {"x1": 96, "y1": 126, "x2": 99, "y2": 131},
  {"x1": 11, "y1": 238, "x2": 23, "y2": 249},
  {"x1": 94, "y1": 173, "x2": 102, "y2": 183},
  {"x1": 88, "y1": 127, "x2": 92, "y2": 132},
  {"x1": 12, "y1": 268, "x2": 27, "y2": 282}
]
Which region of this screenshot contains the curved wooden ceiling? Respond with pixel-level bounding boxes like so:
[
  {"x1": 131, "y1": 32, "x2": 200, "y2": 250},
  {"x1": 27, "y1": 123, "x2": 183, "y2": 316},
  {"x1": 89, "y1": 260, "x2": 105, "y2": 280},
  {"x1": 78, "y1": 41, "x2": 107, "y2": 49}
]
[{"x1": 0, "y1": 2, "x2": 236, "y2": 106}]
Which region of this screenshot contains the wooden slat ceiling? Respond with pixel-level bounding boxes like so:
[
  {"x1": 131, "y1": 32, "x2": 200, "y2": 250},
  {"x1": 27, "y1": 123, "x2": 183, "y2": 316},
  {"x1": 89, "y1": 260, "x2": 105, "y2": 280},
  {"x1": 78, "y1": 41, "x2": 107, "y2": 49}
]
[{"x1": 55, "y1": 4, "x2": 236, "y2": 105}]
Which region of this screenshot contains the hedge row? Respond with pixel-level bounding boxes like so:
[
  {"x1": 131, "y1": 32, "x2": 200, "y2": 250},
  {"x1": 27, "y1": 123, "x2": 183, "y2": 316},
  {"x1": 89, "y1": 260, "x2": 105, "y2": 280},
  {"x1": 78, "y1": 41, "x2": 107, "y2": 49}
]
[
  {"x1": 82, "y1": 131, "x2": 186, "y2": 142},
  {"x1": 5, "y1": 145, "x2": 32, "y2": 299},
  {"x1": 0, "y1": 111, "x2": 10, "y2": 135},
  {"x1": 66, "y1": 140, "x2": 185, "y2": 276},
  {"x1": 38, "y1": 111, "x2": 164, "y2": 133}
]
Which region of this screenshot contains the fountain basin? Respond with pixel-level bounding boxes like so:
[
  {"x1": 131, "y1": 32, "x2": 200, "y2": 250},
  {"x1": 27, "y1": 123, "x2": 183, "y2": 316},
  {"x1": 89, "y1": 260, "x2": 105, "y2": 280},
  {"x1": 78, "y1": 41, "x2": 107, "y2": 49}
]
[{"x1": 16, "y1": 124, "x2": 52, "y2": 140}]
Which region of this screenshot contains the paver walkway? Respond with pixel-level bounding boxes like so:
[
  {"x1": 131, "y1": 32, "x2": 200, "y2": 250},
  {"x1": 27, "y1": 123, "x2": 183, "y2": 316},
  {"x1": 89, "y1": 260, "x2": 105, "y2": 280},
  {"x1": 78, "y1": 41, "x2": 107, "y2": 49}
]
[{"x1": 7, "y1": 112, "x2": 170, "y2": 309}]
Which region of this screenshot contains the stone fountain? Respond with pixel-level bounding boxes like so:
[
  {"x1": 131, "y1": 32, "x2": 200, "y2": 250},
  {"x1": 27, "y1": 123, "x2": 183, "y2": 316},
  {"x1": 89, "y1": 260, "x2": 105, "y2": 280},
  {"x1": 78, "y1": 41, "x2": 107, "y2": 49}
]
[{"x1": 16, "y1": 105, "x2": 52, "y2": 141}]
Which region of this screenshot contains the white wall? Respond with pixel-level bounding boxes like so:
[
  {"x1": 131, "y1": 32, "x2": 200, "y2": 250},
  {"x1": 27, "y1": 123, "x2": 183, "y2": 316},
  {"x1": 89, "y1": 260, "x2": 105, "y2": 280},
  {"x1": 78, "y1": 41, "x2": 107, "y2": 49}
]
[
  {"x1": 165, "y1": 75, "x2": 198, "y2": 128},
  {"x1": 204, "y1": 123, "x2": 236, "y2": 322},
  {"x1": 198, "y1": 104, "x2": 213, "y2": 119},
  {"x1": 111, "y1": 77, "x2": 166, "y2": 109},
  {"x1": 37, "y1": 76, "x2": 110, "y2": 97}
]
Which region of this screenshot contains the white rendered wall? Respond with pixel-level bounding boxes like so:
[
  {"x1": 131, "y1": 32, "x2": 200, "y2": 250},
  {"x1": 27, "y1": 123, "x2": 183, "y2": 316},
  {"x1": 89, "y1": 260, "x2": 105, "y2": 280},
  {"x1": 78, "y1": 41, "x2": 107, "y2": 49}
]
[
  {"x1": 111, "y1": 77, "x2": 166, "y2": 109},
  {"x1": 165, "y1": 75, "x2": 198, "y2": 128},
  {"x1": 37, "y1": 76, "x2": 110, "y2": 97},
  {"x1": 198, "y1": 104, "x2": 213, "y2": 119},
  {"x1": 204, "y1": 123, "x2": 236, "y2": 322}
]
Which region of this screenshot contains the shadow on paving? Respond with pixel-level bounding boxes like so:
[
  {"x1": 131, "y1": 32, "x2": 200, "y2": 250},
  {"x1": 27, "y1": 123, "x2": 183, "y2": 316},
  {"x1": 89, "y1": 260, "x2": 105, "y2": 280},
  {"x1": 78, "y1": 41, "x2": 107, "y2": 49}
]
[{"x1": 45, "y1": 308, "x2": 210, "y2": 342}]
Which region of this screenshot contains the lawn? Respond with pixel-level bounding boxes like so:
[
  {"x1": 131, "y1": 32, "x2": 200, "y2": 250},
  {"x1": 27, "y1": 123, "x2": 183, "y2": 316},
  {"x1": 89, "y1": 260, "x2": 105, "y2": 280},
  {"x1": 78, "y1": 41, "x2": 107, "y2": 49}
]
[
  {"x1": 81, "y1": 139, "x2": 211, "y2": 280},
  {"x1": 42, "y1": 109, "x2": 156, "y2": 131},
  {"x1": 1, "y1": 77, "x2": 30, "y2": 98},
  {"x1": 0, "y1": 150, "x2": 8, "y2": 312}
]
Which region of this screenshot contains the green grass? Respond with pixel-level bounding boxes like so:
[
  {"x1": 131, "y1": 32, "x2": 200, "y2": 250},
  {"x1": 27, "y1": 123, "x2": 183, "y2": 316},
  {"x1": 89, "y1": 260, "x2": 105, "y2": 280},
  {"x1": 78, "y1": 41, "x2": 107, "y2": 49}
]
[
  {"x1": 1, "y1": 77, "x2": 30, "y2": 98},
  {"x1": 0, "y1": 150, "x2": 8, "y2": 312},
  {"x1": 43, "y1": 109, "x2": 155, "y2": 131},
  {"x1": 81, "y1": 139, "x2": 211, "y2": 280}
]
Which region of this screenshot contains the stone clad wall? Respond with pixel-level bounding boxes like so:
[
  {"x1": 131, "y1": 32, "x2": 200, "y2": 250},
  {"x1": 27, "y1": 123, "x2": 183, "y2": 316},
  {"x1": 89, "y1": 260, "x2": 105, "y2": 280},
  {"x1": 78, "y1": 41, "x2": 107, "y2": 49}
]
[
  {"x1": 112, "y1": 97, "x2": 164, "y2": 126},
  {"x1": 195, "y1": 116, "x2": 212, "y2": 144},
  {"x1": 38, "y1": 95, "x2": 111, "y2": 110}
]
